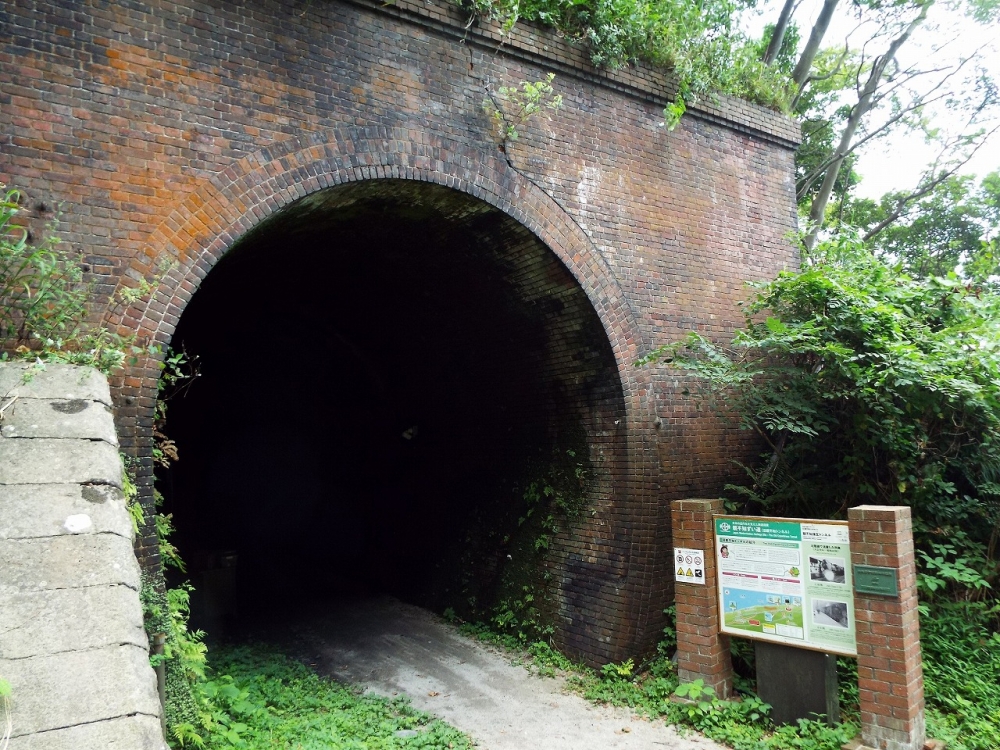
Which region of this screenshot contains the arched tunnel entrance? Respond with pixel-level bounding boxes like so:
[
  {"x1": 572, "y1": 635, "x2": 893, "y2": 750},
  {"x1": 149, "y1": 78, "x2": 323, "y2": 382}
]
[{"x1": 158, "y1": 180, "x2": 629, "y2": 650}]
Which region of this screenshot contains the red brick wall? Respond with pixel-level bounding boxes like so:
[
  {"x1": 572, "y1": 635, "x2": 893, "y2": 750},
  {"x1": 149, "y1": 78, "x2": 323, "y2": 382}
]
[{"x1": 0, "y1": 0, "x2": 800, "y2": 663}]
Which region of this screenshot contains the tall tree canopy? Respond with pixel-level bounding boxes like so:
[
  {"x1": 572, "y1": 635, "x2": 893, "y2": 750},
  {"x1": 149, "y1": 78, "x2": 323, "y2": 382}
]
[{"x1": 754, "y1": 0, "x2": 1000, "y2": 249}]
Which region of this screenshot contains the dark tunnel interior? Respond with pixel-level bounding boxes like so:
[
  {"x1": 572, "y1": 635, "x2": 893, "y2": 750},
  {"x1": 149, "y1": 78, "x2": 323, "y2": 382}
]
[{"x1": 157, "y1": 181, "x2": 626, "y2": 636}]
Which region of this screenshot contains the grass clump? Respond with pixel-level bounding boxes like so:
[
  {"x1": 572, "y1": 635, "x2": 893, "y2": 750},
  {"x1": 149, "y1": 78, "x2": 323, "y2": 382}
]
[
  {"x1": 574, "y1": 654, "x2": 855, "y2": 750},
  {"x1": 921, "y1": 602, "x2": 1000, "y2": 750},
  {"x1": 172, "y1": 644, "x2": 474, "y2": 749}
]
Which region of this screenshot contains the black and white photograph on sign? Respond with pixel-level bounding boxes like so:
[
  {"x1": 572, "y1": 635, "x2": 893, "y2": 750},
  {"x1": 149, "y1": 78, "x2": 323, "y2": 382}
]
[
  {"x1": 809, "y1": 556, "x2": 846, "y2": 584},
  {"x1": 812, "y1": 599, "x2": 849, "y2": 629}
]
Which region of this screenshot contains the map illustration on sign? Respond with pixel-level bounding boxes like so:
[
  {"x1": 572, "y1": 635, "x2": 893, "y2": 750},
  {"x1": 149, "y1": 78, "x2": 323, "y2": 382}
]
[{"x1": 714, "y1": 516, "x2": 856, "y2": 656}]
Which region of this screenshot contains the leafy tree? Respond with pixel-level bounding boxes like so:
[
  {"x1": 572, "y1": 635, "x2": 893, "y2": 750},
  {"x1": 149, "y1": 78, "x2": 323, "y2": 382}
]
[
  {"x1": 640, "y1": 230, "x2": 1000, "y2": 597},
  {"x1": 790, "y1": 46, "x2": 862, "y2": 208},
  {"x1": 844, "y1": 171, "x2": 1000, "y2": 279},
  {"x1": 757, "y1": 0, "x2": 1000, "y2": 245}
]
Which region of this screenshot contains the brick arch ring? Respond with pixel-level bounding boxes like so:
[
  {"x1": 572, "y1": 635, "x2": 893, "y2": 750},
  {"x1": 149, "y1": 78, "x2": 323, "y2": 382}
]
[
  {"x1": 118, "y1": 126, "x2": 647, "y2": 373},
  {"x1": 113, "y1": 126, "x2": 659, "y2": 506}
]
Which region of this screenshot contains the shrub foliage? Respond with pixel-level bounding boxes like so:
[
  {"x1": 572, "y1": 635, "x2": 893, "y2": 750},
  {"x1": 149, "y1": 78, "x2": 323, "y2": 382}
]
[
  {"x1": 641, "y1": 231, "x2": 1000, "y2": 597},
  {"x1": 640, "y1": 229, "x2": 1000, "y2": 746},
  {"x1": 458, "y1": 0, "x2": 790, "y2": 124}
]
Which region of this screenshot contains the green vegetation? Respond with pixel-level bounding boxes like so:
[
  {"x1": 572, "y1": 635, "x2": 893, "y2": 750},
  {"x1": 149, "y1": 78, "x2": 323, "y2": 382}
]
[
  {"x1": 483, "y1": 72, "x2": 563, "y2": 151},
  {"x1": 478, "y1": 443, "x2": 591, "y2": 643},
  {"x1": 922, "y1": 602, "x2": 1000, "y2": 749},
  {"x1": 465, "y1": 598, "x2": 998, "y2": 749},
  {"x1": 1, "y1": 187, "x2": 88, "y2": 353},
  {"x1": 640, "y1": 230, "x2": 1000, "y2": 581},
  {"x1": 121, "y1": 454, "x2": 146, "y2": 534},
  {"x1": 142, "y1": 347, "x2": 475, "y2": 748},
  {"x1": 639, "y1": 228, "x2": 1000, "y2": 748},
  {"x1": 461, "y1": 615, "x2": 858, "y2": 750},
  {"x1": 141, "y1": 574, "x2": 206, "y2": 741},
  {"x1": 460, "y1": 0, "x2": 790, "y2": 125},
  {"x1": 845, "y1": 172, "x2": 1000, "y2": 282},
  {"x1": 431, "y1": 436, "x2": 593, "y2": 645},
  {"x1": 159, "y1": 644, "x2": 473, "y2": 750},
  {"x1": 143, "y1": 459, "x2": 474, "y2": 749},
  {"x1": 0, "y1": 676, "x2": 10, "y2": 749},
  {"x1": 0, "y1": 185, "x2": 156, "y2": 374},
  {"x1": 775, "y1": 0, "x2": 999, "y2": 251}
]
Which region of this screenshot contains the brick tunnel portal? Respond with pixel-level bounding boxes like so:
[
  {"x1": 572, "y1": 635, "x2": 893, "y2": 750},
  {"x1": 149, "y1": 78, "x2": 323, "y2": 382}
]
[{"x1": 159, "y1": 180, "x2": 629, "y2": 643}]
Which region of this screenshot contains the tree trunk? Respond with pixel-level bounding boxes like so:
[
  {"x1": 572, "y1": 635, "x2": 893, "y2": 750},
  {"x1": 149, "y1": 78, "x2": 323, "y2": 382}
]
[
  {"x1": 803, "y1": 2, "x2": 933, "y2": 251},
  {"x1": 763, "y1": 0, "x2": 799, "y2": 65},
  {"x1": 791, "y1": 0, "x2": 840, "y2": 89}
]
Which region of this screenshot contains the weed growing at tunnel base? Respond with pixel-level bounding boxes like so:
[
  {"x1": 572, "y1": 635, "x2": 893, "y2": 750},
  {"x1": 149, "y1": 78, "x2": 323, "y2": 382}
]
[
  {"x1": 178, "y1": 645, "x2": 474, "y2": 750},
  {"x1": 142, "y1": 530, "x2": 476, "y2": 748}
]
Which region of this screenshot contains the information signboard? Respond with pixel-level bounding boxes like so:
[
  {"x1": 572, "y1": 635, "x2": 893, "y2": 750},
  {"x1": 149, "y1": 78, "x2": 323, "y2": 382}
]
[{"x1": 714, "y1": 516, "x2": 857, "y2": 657}]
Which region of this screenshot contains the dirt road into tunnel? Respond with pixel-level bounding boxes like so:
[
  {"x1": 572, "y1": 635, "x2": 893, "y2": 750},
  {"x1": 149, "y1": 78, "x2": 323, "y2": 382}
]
[{"x1": 245, "y1": 595, "x2": 726, "y2": 750}]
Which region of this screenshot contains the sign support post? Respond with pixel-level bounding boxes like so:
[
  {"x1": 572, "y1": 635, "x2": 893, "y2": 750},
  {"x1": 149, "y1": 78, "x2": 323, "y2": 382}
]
[
  {"x1": 848, "y1": 506, "x2": 925, "y2": 750},
  {"x1": 670, "y1": 499, "x2": 733, "y2": 699}
]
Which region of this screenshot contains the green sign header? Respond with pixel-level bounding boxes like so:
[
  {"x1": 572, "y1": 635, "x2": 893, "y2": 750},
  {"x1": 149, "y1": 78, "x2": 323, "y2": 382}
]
[{"x1": 714, "y1": 518, "x2": 802, "y2": 541}]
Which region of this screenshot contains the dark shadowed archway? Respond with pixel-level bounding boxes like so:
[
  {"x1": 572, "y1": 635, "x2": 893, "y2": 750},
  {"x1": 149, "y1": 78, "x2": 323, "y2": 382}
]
[
  {"x1": 113, "y1": 128, "x2": 664, "y2": 664},
  {"x1": 158, "y1": 180, "x2": 627, "y2": 644}
]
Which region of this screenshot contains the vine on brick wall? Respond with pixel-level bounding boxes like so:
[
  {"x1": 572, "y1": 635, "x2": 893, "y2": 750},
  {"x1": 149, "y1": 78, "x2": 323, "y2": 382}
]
[
  {"x1": 483, "y1": 73, "x2": 564, "y2": 154},
  {"x1": 0, "y1": 184, "x2": 163, "y2": 374},
  {"x1": 436, "y1": 432, "x2": 594, "y2": 644}
]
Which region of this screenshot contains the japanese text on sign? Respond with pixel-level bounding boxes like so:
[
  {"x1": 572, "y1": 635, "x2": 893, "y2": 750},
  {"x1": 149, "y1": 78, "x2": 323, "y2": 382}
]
[{"x1": 714, "y1": 516, "x2": 857, "y2": 656}]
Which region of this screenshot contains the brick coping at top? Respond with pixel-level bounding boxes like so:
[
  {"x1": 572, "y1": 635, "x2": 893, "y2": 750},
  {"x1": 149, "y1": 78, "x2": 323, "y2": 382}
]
[{"x1": 346, "y1": 0, "x2": 802, "y2": 149}]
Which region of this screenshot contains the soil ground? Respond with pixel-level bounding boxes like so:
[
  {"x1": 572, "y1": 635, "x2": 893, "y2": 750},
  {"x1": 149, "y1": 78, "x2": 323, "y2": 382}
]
[{"x1": 250, "y1": 594, "x2": 726, "y2": 750}]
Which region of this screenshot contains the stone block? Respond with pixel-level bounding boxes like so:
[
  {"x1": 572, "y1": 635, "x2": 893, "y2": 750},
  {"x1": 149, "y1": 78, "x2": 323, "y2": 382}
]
[
  {"x1": 0, "y1": 645, "x2": 161, "y2": 738},
  {"x1": 1, "y1": 397, "x2": 118, "y2": 445},
  {"x1": 0, "y1": 534, "x2": 141, "y2": 596},
  {"x1": 0, "y1": 484, "x2": 132, "y2": 541},
  {"x1": 0, "y1": 584, "x2": 147, "y2": 659},
  {"x1": 6, "y1": 714, "x2": 167, "y2": 750},
  {"x1": 0, "y1": 365, "x2": 112, "y2": 406},
  {"x1": 0, "y1": 439, "x2": 121, "y2": 487}
]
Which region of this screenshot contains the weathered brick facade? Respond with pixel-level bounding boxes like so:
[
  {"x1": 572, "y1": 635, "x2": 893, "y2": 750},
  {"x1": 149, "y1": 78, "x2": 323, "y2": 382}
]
[{"x1": 1, "y1": 0, "x2": 799, "y2": 663}]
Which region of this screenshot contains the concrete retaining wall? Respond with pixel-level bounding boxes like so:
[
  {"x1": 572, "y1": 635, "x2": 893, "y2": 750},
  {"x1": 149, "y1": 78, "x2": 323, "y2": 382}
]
[{"x1": 0, "y1": 363, "x2": 166, "y2": 750}]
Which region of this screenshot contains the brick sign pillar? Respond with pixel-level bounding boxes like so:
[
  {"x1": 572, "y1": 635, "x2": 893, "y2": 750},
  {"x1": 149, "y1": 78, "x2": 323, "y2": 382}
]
[
  {"x1": 848, "y1": 506, "x2": 925, "y2": 750},
  {"x1": 671, "y1": 499, "x2": 733, "y2": 699}
]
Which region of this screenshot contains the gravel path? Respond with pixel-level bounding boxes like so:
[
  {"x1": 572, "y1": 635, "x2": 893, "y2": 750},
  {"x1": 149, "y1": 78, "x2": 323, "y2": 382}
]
[{"x1": 282, "y1": 595, "x2": 726, "y2": 750}]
